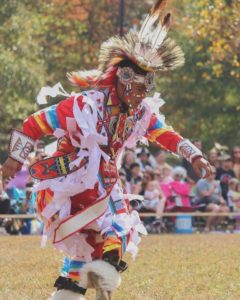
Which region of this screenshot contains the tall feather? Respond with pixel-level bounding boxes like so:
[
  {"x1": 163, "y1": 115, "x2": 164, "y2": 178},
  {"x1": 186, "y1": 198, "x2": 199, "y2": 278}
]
[
  {"x1": 138, "y1": 0, "x2": 169, "y2": 47},
  {"x1": 152, "y1": 13, "x2": 171, "y2": 49},
  {"x1": 151, "y1": 0, "x2": 168, "y2": 15}
]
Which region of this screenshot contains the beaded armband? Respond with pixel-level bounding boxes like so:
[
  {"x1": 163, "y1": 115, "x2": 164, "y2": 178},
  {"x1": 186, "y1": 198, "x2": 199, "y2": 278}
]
[
  {"x1": 8, "y1": 129, "x2": 35, "y2": 164},
  {"x1": 177, "y1": 139, "x2": 202, "y2": 163}
]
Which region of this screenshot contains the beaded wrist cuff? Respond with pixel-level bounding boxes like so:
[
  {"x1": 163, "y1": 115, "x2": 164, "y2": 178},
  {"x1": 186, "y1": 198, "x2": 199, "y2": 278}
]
[
  {"x1": 8, "y1": 129, "x2": 35, "y2": 164},
  {"x1": 177, "y1": 139, "x2": 202, "y2": 163}
]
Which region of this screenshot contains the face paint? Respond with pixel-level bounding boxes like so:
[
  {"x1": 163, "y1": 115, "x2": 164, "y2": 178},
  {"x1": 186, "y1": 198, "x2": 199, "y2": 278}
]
[{"x1": 117, "y1": 67, "x2": 154, "y2": 94}]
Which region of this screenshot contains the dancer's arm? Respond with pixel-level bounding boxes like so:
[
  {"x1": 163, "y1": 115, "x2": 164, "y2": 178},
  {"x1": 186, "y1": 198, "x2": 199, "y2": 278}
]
[
  {"x1": 2, "y1": 95, "x2": 84, "y2": 178},
  {"x1": 146, "y1": 114, "x2": 212, "y2": 178}
]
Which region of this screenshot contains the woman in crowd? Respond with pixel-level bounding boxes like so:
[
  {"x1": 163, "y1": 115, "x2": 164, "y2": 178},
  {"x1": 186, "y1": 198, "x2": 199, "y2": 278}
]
[
  {"x1": 207, "y1": 148, "x2": 220, "y2": 169},
  {"x1": 232, "y1": 146, "x2": 240, "y2": 180},
  {"x1": 227, "y1": 178, "x2": 240, "y2": 232},
  {"x1": 195, "y1": 167, "x2": 229, "y2": 232}
]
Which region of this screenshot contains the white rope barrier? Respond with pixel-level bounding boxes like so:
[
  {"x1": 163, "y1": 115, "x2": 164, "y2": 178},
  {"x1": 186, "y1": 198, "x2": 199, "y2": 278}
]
[
  {"x1": 0, "y1": 214, "x2": 36, "y2": 219},
  {"x1": 0, "y1": 212, "x2": 240, "y2": 219},
  {"x1": 139, "y1": 212, "x2": 240, "y2": 217}
]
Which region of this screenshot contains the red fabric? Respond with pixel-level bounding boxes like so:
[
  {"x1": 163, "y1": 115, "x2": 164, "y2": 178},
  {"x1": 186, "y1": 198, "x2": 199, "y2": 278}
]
[
  {"x1": 22, "y1": 115, "x2": 47, "y2": 140},
  {"x1": 70, "y1": 183, "x2": 99, "y2": 215},
  {"x1": 86, "y1": 233, "x2": 104, "y2": 259},
  {"x1": 22, "y1": 95, "x2": 85, "y2": 140},
  {"x1": 154, "y1": 131, "x2": 182, "y2": 153}
]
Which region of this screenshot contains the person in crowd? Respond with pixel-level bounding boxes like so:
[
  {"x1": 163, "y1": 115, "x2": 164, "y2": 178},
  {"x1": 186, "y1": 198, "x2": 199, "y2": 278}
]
[
  {"x1": 129, "y1": 162, "x2": 142, "y2": 194},
  {"x1": 207, "y1": 148, "x2": 220, "y2": 169},
  {"x1": 172, "y1": 166, "x2": 187, "y2": 183},
  {"x1": 139, "y1": 169, "x2": 155, "y2": 196},
  {"x1": 143, "y1": 180, "x2": 166, "y2": 218},
  {"x1": 119, "y1": 168, "x2": 131, "y2": 194},
  {"x1": 195, "y1": 167, "x2": 229, "y2": 232},
  {"x1": 0, "y1": 167, "x2": 10, "y2": 215},
  {"x1": 232, "y1": 146, "x2": 240, "y2": 180},
  {"x1": 216, "y1": 154, "x2": 236, "y2": 200},
  {"x1": 30, "y1": 148, "x2": 48, "y2": 164},
  {"x1": 154, "y1": 165, "x2": 173, "y2": 185},
  {"x1": 153, "y1": 149, "x2": 172, "y2": 171},
  {"x1": 227, "y1": 178, "x2": 240, "y2": 232},
  {"x1": 35, "y1": 140, "x2": 46, "y2": 151},
  {"x1": 136, "y1": 147, "x2": 153, "y2": 171},
  {"x1": 121, "y1": 150, "x2": 136, "y2": 182},
  {"x1": 159, "y1": 166, "x2": 193, "y2": 212}
]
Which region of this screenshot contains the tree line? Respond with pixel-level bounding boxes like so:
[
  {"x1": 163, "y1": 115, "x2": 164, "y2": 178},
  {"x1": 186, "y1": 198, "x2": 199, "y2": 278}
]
[{"x1": 0, "y1": 0, "x2": 239, "y2": 161}]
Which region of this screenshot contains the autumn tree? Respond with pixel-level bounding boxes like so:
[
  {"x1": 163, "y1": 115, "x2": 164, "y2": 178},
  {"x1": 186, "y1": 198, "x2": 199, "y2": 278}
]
[{"x1": 156, "y1": 0, "x2": 240, "y2": 151}]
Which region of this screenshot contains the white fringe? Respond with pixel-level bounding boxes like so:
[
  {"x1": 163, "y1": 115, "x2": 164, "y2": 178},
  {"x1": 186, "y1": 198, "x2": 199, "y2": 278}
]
[
  {"x1": 49, "y1": 290, "x2": 86, "y2": 300},
  {"x1": 80, "y1": 260, "x2": 121, "y2": 291}
]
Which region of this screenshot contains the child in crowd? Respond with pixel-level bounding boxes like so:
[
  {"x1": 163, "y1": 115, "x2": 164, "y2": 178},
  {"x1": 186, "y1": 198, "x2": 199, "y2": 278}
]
[
  {"x1": 227, "y1": 178, "x2": 240, "y2": 232},
  {"x1": 143, "y1": 180, "x2": 166, "y2": 218}
]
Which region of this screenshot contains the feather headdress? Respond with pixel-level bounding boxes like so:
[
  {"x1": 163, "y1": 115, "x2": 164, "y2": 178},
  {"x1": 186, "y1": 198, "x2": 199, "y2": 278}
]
[
  {"x1": 68, "y1": 0, "x2": 184, "y2": 87},
  {"x1": 98, "y1": 0, "x2": 184, "y2": 73}
]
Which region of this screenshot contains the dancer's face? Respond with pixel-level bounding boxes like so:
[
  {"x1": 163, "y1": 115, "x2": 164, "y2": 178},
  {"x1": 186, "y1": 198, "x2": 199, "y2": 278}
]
[
  {"x1": 116, "y1": 66, "x2": 154, "y2": 110},
  {"x1": 116, "y1": 80, "x2": 147, "y2": 110}
]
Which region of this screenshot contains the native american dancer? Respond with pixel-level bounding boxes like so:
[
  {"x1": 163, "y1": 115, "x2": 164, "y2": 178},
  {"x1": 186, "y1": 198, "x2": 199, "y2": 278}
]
[{"x1": 2, "y1": 1, "x2": 212, "y2": 299}]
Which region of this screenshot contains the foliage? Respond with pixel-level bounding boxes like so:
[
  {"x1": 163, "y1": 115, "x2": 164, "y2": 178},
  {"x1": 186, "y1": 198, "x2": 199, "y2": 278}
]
[
  {"x1": 156, "y1": 0, "x2": 240, "y2": 151},
  {"x1": 0, "y1": 0, "x2": 239, "y2": 161},
  {"x1": 0, "y1": 0, "x2": 147, "y2": 161}
]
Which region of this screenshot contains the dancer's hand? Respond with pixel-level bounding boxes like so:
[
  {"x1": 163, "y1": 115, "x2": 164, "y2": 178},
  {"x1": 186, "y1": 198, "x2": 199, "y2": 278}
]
[
  {"x1": 192, "y1": 157, "x2": 212, "y2": 179},
  {"x1": 2, "y1": 157, "x2": 22, "y2": 179}
]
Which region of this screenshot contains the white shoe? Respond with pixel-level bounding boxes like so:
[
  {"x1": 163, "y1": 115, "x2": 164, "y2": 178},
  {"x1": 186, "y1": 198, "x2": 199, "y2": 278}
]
[{"x1": 49, "y1": 290, "x2": 86, "y2": 300}]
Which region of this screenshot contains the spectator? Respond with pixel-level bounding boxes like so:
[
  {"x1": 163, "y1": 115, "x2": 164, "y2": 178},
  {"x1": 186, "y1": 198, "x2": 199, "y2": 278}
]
[
  {"x1": 20, "y1": 183, "x2": 34, "y2": 214},
  {"x1": 227, "y1": 178, "x2": 240, "y2": 232},
  {"x1": 119, "y1": 168, "x2": 131, "y2": 193},
  {"x1": 35, "y1": 140, "x2": 45, "y2": 152},
  {"x1": 136, "y1": 147, "x2": 153, "y2": 171},
  {"x1": 232, "y1": 146, "x2": 240, "y2": 180},
  {"x1": 182, "y1": 139, "x2": 202, "y2": 185},
  {"x1": 143, "y1": 180, "x2": 166, "y2": 218},
  {"x1": 129, "y1": 162, "x2": 142, "y2": 194},
  {"x1": 121, "y1": 150, "x2": 136, "y2": 182},
  {"x1": 172, "y1": 166, "x2": 187, "y2": 183},
  {"x1": 208, "y1": 148, "x2": 220, "y2": 169},
  {"x1": 160, "y1": 166, "x2": 192, "y2": 211},
  {"x1": 195, "y1": 167, "x2": 229, "y2": 232},
  {"x1": 0, "y1": 170, "x2": 11, "y2": 215},
  {"x1": 154, "y1": 165, "x2": 173, "y2": 184},
  {"x1": 139, "y1": 169, "x2": 155, "y2": 195},
  {"x1": 30, "y1": 149, "x2": 48, "y2": 164},
  {"x1": 216, "y1": 154, "x2": 236, "y2": 200},
  {"x1": 0, "y1": 192, "x2": 10, "y2": 214},
  {"x1": 153, "y1": 150, "x2": 172, "y2": 171}
]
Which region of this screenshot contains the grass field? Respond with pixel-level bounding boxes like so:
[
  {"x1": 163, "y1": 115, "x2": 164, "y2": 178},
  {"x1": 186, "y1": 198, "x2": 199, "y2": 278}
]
[{"x1": 1, "y1": 234, "x2": 240, "y2": 300}]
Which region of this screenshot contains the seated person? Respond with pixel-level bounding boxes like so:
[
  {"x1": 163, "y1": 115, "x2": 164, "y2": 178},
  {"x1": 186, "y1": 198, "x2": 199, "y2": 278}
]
[
  {"x1": 227, "y1": 178, "x2": 240, "y2": 232},
  {"x1": 160, "y1": 166, "x2": 192, "y2": 210},
  {"x1": 143, "y1": 180, "x2": 166, "y2": 219},
  {"x1": 0, "y1": 168, "x2": 10, "y2": 215},
  {"x1": 194, "y1": 167, "x2": 229, "y2": 232},
  {"x1": 129, "y1": 162, "x2": 143, "y2": 195}
]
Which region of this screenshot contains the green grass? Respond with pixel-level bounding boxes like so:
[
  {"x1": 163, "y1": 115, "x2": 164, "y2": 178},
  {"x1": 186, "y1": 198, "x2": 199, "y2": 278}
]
[{"x1": 1, "y1": 234, "x2": 240, "y2": 300}]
